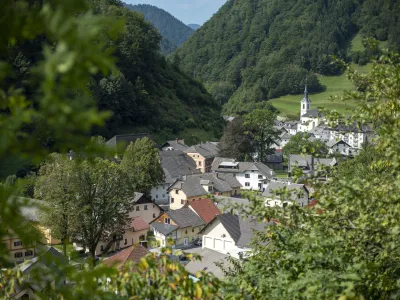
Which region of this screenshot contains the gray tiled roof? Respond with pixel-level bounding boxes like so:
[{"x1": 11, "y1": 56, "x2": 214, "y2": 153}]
[
  {"x1": 215, "y1": 213, "x2": 272, "y2": 248},
  {"x1": 326, "y1": 139, "x2": 350, "y2": 148},
  {"x1": 289, "y1": 155, "x2": 337, "y2": 172},
  {"x1": 185, "y1": 248, "x2": 232, "y2": 278},
  {"x1": 184, "y1": 142, "x2": 219, "y2": 158},
  {"x1": 170, "y1": 173, "x2": 241, "y2": 197},
  {"x1": 211, "y1": 159, "x2": 274, "y2": 178},
  {"x1": 162, "y1": 140, "x2": 188, "y2": 151},
  {"x1": 14, "y1": 247, "x2": 67, "y2": 294},
  {"x1": 302, "y1": 108, "x2": 323, "y2": 118},
  {"x1": 160, "y1": 150, "x2": 200, "y2": 180},
  {"x1": 262, "y1": 181, "x2": 307, "y2": 198},
  {"x1": 167, "y1": 207, "x2": 205, "y2": 228},
  {"x1": 151, "y1": 222, "x2": 179, "y2": 235}
]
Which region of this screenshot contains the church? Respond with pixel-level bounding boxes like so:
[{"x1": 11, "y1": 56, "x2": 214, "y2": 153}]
[{"x1": 297, "y1": 83, "x2": 323, "y2": 132}]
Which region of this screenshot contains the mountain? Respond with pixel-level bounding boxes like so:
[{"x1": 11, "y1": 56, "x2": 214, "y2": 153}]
[
  {"x1": 188, "y1": 24, "x2": 201, "y2": 30},
  {"x1": 173, "y1": 0, "x2": 400, "y2": 114},
  {"x1": 126, "y1": 4, "x2": 194, "y2": 55}
]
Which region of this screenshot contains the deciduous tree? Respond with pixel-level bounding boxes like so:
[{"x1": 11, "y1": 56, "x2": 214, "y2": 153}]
[{"x1": 120, "y1": 137, "x2": 164, "y2": 195}]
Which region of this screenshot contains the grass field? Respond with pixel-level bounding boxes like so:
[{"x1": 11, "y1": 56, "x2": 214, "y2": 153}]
[
  {"x1": 269, "y1": 33, "x2": 375, "y2": 117},
  {"x1": 270, "y1": 63, "x2": 372, "y2": 117}
]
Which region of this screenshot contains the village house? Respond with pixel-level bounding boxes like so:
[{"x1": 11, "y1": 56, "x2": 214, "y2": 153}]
[
  {"x1": 103, "y1": 244, "x2": 151, "y2": 271},
  {"x1": 199, "y1": 213, "x2": 274, "y2": 259},
  {"x1": 184, "y1": 142, "x2": 219, "y2": 173},
  {"x1": 128, "y1": 193, "x2": 162, "y2": 224},
  {"x1": 327, "y1": 123, "x2": 371, "y2": 149},
  {"x1": 151, "y1": 207, "x2": 205, "y2": 248},
  {"x1": 212, "y1": 158, "x2": 274, "y2": 191},
  {"x1": 150, "y1": 150, "x2": 200, "y2": 205},
  {"x1": 161, "y1": 139, "x2": 188, "y2": 151},
  {"x1": 326, "y1": 139, "x2": 352, "y2": 156},
  {"x1": 1, "y1": 198, "x2": 58, "y2": 264},
  {"x1": 10, "y1": 247, "x2": 68, "y2": 299},
  {"x1": 168, "y1": 173, "x2": 241, "y2": 210},
  {"x1": 187, "y1": 198, "x2": 222, "y2": 225},
  {"x1": 94, "y1": 193, "x2": 161, "y2": 256},
  {"x1": 288, "y1": 154, "x2": 337, "y2": 177},
  {"x1": 262, "y1": 180, "x2": 310, "y2": 207}
]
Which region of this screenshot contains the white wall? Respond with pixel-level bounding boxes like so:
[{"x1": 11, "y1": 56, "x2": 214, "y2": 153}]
[
  {"x1": 202, "y1": 220, "x2": 240, "y2": 256},
  {"x1": 329, "y1": 131, "x2": 366, "y2": 149},
  {"x1": 128, "y1": 203, "x2": 161, "y2": 224},
  {"x1": 236, "y1": 170, "x2": 265, "y2": 191}
]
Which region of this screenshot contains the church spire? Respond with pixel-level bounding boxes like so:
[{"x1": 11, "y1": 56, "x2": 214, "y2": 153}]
[{"x1": 304, "y1": 76, "x2": 308, "y2": 99}]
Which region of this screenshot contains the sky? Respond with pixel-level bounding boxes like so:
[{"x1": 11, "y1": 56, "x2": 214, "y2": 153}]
[{"x1": 125, "y1": 0, "x2": 226, "y2": 25}]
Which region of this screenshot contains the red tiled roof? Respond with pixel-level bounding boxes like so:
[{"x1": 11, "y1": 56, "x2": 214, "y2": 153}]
[
  {"x1": 189, "y1": 198, "x2": 221, "y2": 224},
  {"x1": 131, "y1": 216, "x2": 150, "y2": 232},
  {"x1": 103, "y1": 244, "x2": 149, "y2": 268},
  {"x1": 306, "y1": 200, "x2": 324, "y2": 214}
]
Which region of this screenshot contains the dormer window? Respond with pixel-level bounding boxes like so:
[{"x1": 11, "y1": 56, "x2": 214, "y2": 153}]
[{"x1": 208, "y1": 186, "x2": 213, "y2": 192}]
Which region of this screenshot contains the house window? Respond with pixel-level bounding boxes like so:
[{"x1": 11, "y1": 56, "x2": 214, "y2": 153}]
[
  {"x1": 136, "y1": 206, "x2": 140, "y2": 211},
  {"x1": 156, "y1": 195, "x2": 158, "y2": 198},
  {"x1": 181, "y1": 199, "x2": 185, "y2": 205},
  {"x1": 144, "y1": 205, "x2": 148, "y2": 210},
  {"x1": 25, "y1": 250, "x2": 33, "y2": 256},
  {"x1": 100, "y1": 245, "x2": 104, "y2": 252},
  {"x1": 153, "y1": 213, "x2": 156, "y2": 218},
  {"x1": 14, "y1": 241, "x2": 22, "y2": 247},
  {"x1": 199, "y1": 161, "x2": 202, "y2": 166},
  {"x1": 175, "y1": 190, "x2": 179, "y2": 194},
  {"x1": 192, "y1": 228, "x2": 194, "y2": 233},
  {"x1": 124, "y1": 239, "x2": 127, "y2": 245},
  {"x1": 245, "y1": 182, "x2": 250, "y2": 187},
  {"x1": 258, "y1": 175, "x2": 263, "y2": 179},
  {"x1": 245, "y1": 174, "x2": 250, "y2": 178},
  {"x1": 14, "y1": 252, "x2": 23, "y2": 258},
  {"x1": 208, "y1": 186, "x2": 213, "y2": 192},
  {"x1": 162, "y1": 194, "x2": 165, "y2": 198},
  {"x1": 171, "y1": 198, "x2": 174, "y2": 203},
  {"x1": 165, "y1": 218, "x2": 170, "y2": 224}
]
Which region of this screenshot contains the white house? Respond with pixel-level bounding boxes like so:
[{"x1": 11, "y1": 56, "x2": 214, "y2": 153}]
[
  {"x1": 212, "y1": 158, "x2": 275, "y2": 191},
  {"x1": 261, "y1": 180, "x2": 310, "y2": 207},
  {"x1": 326, "y1": 139, "x2": 352, "y2": 156},
  {"x1": 200, "y1": 213, "x2": 274, "y2": 259}
]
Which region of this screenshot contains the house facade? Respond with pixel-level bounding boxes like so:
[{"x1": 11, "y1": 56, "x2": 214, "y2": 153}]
[
  {"x1": 201, "y1": 213, "x2": 272, "y2": 259},
  {"x1": 150, "y1": 150, "x2": 201, "y2": 205},
  {"x1": 212, "y1": 159, "x2": 274, "y2": 191},
  {"x1": 326, "y1": 139, "x2": 352, "y2": 156},
  {"x1": 168, "y1": 173, "x2": 241, "y2": 210},
  {"x1": 184, "y1": 142, "x2": 219, "y2": 173},
  {"x1": 151, "y1": 208, "x2": 205, "y2": 248},
  {"x1": 129, "y1": 193, "x2": 162, "y2": 224}
]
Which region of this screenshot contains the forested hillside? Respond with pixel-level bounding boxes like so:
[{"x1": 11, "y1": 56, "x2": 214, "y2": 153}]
[
  {"x1": 126, "y1": 4, "x2": 195, "y2": 55},
  {"x1": 4, "y1": 0, "x2": 222, "y2": 149},
  {"x1": 173, "y1": 0, "x2": 400, "y2": 114}
]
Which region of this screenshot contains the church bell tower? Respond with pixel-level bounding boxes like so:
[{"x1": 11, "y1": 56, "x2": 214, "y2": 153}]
[{"x1": 300, "y1": 80, "x2": 311, "y2": 117}]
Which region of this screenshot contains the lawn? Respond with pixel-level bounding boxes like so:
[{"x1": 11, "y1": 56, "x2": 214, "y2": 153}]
[
  {"x1": 269, "y1": 33, "x2": 380, "y2": 117},
  {"x1": 269, "y1": 63, "x2": 372, "y2": 117}
]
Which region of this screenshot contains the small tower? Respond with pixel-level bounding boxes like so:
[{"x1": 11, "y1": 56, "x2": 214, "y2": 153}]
[{"x1": 300, "y1": 80, "x2": 311, "y2": 117}]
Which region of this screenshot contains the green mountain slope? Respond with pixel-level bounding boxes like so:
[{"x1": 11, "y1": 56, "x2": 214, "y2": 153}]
[
  {"x1": 126, "y1": 4, "x2": 194, "y2": 54},
  {"x1": 173, "y1": 0, "x2": 400, "y2": 114}
]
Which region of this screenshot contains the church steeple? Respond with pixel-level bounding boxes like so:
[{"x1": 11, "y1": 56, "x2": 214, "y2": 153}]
[{"x1": 300, "y1": 77, "x2": 311, "y2": 117}]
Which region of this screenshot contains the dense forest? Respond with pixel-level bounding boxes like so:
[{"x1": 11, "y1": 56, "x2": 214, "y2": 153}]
[
  {"x1": 0, "y1": 0, "x2": 223, "y2": 177},
  {"x1": 173, "y1": 0, "x2": 400, "y2": 114},
  {"x1": 126, "y1": 4, "x2": 195, "y2": 55}
]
